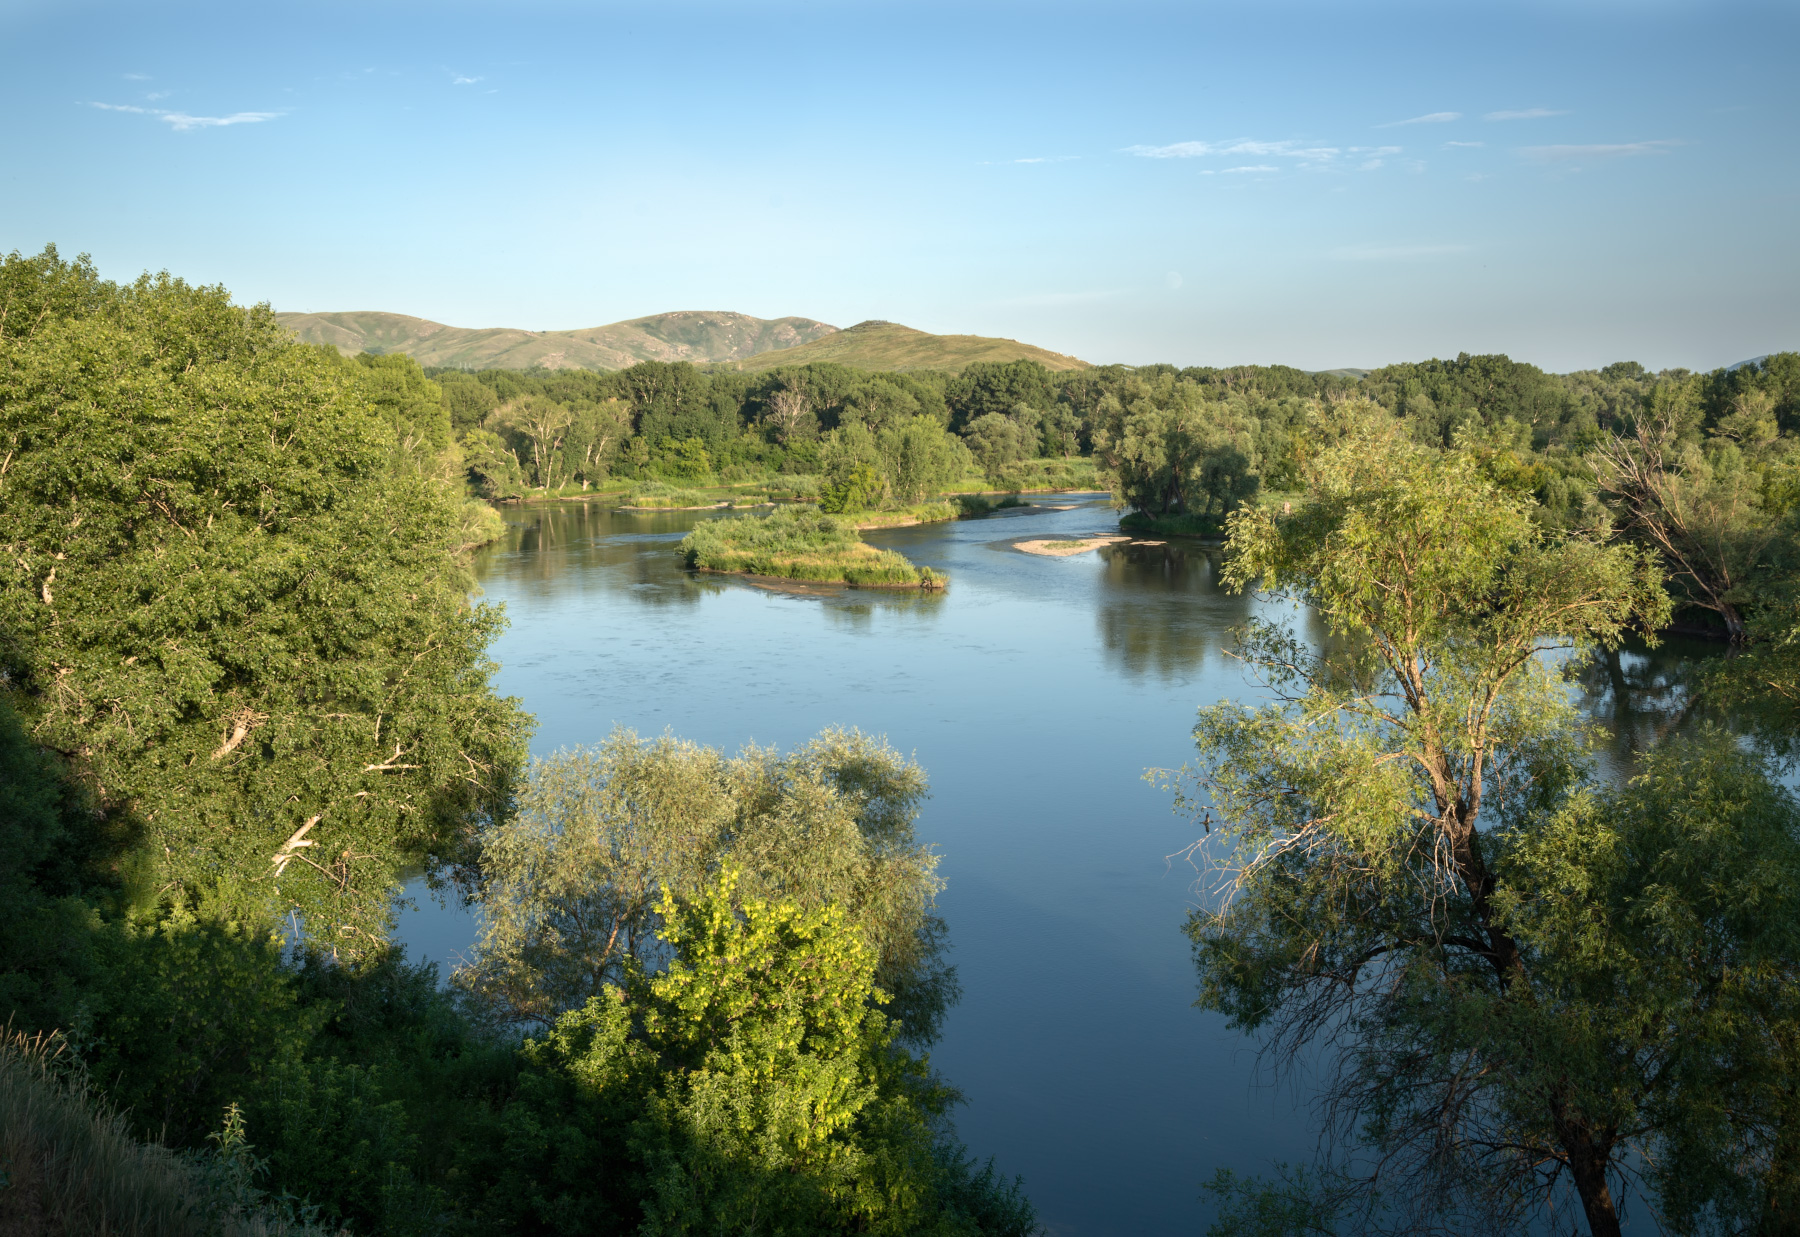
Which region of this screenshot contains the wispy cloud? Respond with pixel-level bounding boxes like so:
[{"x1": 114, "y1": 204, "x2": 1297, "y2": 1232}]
[
  {"x1": 123, "y1": 73, "x2": 150, "y2": 81},
  {"x1": 452, "y1": 74, "x2": 483, "y2": 85},
  {"x1": 1123, "y1": 138, "x2": 1359, "y2": 173},
  {"x1": 1377, "y1": 111, "x2": 1461, "y2": 128},
  {"x1": 1521, "y1": 139, "x2": 1679, "y2": 161},
  {"x1": 1332, "y1": 242, "x2": 1471, "y2": 261},
  {"x1": 1443, "y1": 140, "x2": 1484, "y2": 148},
  {"x1": 1485, "y1": 108, "x2": 1567, "y2": 121},
  {"x1": 88, "y1": 101, "x2": 281, "y2": 130},
  {"x1": 1011, "y1": 155, "x2": 1078, "y2": 164}
]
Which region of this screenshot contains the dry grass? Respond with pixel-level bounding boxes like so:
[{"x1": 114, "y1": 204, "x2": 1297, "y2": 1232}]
[{"x1": 0, "y1": 1032, "x2": 327, "y2": 1237}]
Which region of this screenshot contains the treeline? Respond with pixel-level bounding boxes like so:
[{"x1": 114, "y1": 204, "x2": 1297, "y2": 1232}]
[{"x1": 0, "y1": 246, "x2": 1035, "y2": 1235}]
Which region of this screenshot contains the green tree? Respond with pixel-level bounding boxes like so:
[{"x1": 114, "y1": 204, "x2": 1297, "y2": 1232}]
[
  {"x1": 503, "y1": 868, "x2": 1035, "y2": 1237},
  {"x1": 1592, "y1": 400, "x2": 1787, "y2": 639},
  {"x1": 0, "y1": 246, "x2": 528, "y2": 955},
  {"x1": 878, "y1": 417, "x2": 973, "y2": 504},
  {"x1": 458, "y1": 728, "x2": 955, "y2": 1046},
  {"x1": 960, "y1": 412, "x2": 1033, "y2": 477},
  {"x1": 1091, "y1": 377, "x2": 1260, "y2": 522},
  {"x1": 1178, "y1": 412, "x2": 1668, "y2": 1233}
]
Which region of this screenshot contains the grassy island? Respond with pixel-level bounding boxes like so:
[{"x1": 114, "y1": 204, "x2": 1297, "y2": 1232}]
[{"x1": 680, "y1": 508, "x2": 946, "y2": 589}]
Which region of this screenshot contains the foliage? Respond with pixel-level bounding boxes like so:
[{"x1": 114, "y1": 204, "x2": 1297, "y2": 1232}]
[
  {"x1": 0, "y1": 246, "x2": 530, "y2": 956},
  {"x1": 820, "y1": 462, "x2": 884, "y2": 514},
  {"x1": 961, "y1": 412, "x2": 1036, "y2": 476},
  {"x1": 1593, "y1": 399, "x2": 1791, "y2": 638},
  {"x1": 1091, "y1": 376, "x2": 1260, "y2": 522},
  {"x1": 1493, "y1": 735, "x2": 1800, "y2": 1234},
  {"x1": 1179, "y1": 413, "x2": 1668, "y2": 1233},
  {"x1": 679, "y1": 509, "x2": 945, "y2": 588},
  {"x1": 458, "y1": 728, "x2": 955, "y2": 1044},
  {"x1": 493, "y1": 868, "x2": 1037, "y2": 1237}
]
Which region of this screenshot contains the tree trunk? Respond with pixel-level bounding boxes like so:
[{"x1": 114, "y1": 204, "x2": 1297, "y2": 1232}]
[
  {"x1": 1721, "y1": 599, "x2": 1748, "y2": 643},
  {"x1": 1553, "y1": 1106, "x2": 1622, "y2": 1237}
]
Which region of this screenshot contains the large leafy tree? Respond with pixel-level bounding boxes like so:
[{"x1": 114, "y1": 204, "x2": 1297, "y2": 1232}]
[
  {"x1": 458, "y1": 727, "x2": 955, "y2": 1046},
  {"x1": 1179, "y1": 410, "x2": 1669, "y2": 1233},
  {"x1": 0, "y1": 246, "x2": 528, "y2": 955},
  {"x1": 1091, "y1": 375, "x2": 1260, "y2": 522}
]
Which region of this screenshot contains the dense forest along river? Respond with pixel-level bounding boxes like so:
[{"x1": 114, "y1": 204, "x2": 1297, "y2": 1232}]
[{"x1": 394, "y1": 496, "x2": 1710, "y2": 1236}]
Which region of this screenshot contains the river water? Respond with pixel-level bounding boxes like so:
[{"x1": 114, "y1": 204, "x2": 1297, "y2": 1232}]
[{"x1": 394, "y1": 496, "x2": 1712, "y2": 1236}]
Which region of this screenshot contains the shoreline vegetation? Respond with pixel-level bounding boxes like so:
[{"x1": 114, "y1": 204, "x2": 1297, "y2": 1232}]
[{"x1": 680, "y1": 508, "x2": 947, "y2": 589}]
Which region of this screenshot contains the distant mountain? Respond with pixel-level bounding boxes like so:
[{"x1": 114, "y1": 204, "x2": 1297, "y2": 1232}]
[
  {"x1": 729, "y1": 320, "x2": 1089, "y2": 374},
  {"x1": 275, "y1": 309, "x2": 839, "y2": 370}
]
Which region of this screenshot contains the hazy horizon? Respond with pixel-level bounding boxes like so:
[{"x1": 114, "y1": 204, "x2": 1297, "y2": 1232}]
[{"x1": 4, "y1": 0, "x2": 1795, "y2": 373}]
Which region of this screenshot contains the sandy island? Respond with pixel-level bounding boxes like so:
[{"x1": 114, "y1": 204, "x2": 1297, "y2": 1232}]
[{"x1": 1014, "y1": 535, "x2": 1131, "y2": 557}]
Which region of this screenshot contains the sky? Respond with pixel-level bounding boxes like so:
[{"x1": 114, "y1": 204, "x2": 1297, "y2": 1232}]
[{"x1": 1, "y1": 0, "x2": 1795, "y2": 372}]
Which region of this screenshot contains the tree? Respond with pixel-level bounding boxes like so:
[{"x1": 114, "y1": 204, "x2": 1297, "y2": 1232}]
[
  {"x1": 960, "y1": 412, "x2": 1033, "y2": 477},
  {"x1": 457, "y1": 728, "x2": 955, "y2": 1046},
  {"x1": 1091, "y1": 376, "x2": 1259, "y2": 521},
  {"x1": 1496, "y1": 735, "x2": 1800, "y2": 1235},
  {"x1": 0, "y1": 247, "x2": 528, "y2": 956},
  {"x1": 485, "y1": 868, "x2": 1036, "y2": 1237},
  {"x1": 1177, "y1": 412, "x2": 1668, "y2": 1233},
  {"x1": 763, "y1": 385, "x2": 815, "y2": 443},
  {"x1": 564, "y1": 398, "x2": 633, "y2": 483},
  {"x1": 495, "y1": 394, "x2": 576, "y2": 488},
  {"x1": 1592, "y1": 400, "x2": 1785, "y2": 639},
  {"x1": 879, "y1": 417, "x2": 973, "y2": 504}
]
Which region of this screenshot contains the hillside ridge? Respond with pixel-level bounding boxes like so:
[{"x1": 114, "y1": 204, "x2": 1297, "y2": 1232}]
[
  {"x1": 276, "y1": 309, "x2": 839, "y2": 370},
  {"x1": 727, "y1": 319, "x2": 1089, "y2": 374}
]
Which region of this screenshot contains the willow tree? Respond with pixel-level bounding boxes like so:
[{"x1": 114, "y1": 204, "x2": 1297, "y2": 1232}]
[
  {"x1": 0, "y1": 246, "x2": 527, "y2": 955},
  {"x1": 458, "y1": 727, "x2": 956, "y2": 1046},
  {"x1": 1179, "y1": 410, "x2": 1669, "y2": 1234}
]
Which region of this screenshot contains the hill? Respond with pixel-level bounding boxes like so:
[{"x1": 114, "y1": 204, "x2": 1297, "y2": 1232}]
[
  {"x1": 727, "y1": 320, "x2": 1089, "y2": 373},
  {"x1": 275, "y1": 309, "x2": 839, "y2": 370}
]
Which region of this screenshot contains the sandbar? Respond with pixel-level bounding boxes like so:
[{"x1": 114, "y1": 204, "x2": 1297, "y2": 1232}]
[{"x1": 1014, "y1": 535, "x2": 1130, "y2": 557}]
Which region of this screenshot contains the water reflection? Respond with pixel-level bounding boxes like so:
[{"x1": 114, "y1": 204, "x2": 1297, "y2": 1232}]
[
  {"x1": 1094, "y1": 542, "x2": 1251, "y2": 680},
  {"x1": 1572, "y1": 635, "x2": 1725, "y2": 777}
]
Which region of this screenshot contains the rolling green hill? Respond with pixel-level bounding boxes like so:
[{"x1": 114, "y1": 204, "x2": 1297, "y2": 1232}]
[
  {"x1": 728, "y1": 320, "x2": 1089, "y2": 373},
  {"x1": 275, "y1": 309, "x2": 839, "y2": 370}
]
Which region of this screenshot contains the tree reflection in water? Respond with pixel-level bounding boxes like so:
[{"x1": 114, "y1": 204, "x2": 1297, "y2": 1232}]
[{"x1": 1094, "y1": 541, "x2": 1250, "y2": 681}]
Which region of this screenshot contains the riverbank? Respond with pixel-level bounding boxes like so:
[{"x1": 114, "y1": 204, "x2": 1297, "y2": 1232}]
[{"x1": 679, "y1": 508, "x2": 946, "y2": 589}]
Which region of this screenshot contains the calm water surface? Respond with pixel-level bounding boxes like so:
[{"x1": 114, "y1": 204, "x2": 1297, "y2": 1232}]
[{"x1": 395, "y1": 497, "x2": 1713, "y2": 1235}]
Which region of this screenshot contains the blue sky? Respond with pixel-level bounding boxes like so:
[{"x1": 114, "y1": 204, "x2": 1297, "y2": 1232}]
[{"x1": 2, "y1": 0, "x2": 1795, "y2": 371}]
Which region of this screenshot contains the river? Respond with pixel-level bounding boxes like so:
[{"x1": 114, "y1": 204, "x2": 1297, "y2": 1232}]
[{"x1": 394, "y1": 496, "x2": 1713, "y2": 1236}]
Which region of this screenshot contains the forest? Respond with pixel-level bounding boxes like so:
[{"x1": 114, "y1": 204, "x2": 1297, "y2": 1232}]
[{"x1": 4, "y1": 240, "x2": 1800, "y2": 1236}]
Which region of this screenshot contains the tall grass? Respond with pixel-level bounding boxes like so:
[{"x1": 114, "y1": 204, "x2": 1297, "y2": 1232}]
[
  {"x1": 679, "y1": 509, "x2": 945, "y2": 588},
  {"x1": 0, "y1": 1031, "x2": 328, "y2": 1236},
  {"x1": 850, "y1": 501, "x2": 959, "y2": 529},
  {"x1": 615, "y1": 480, "x2": 727, "y2": 509}
]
